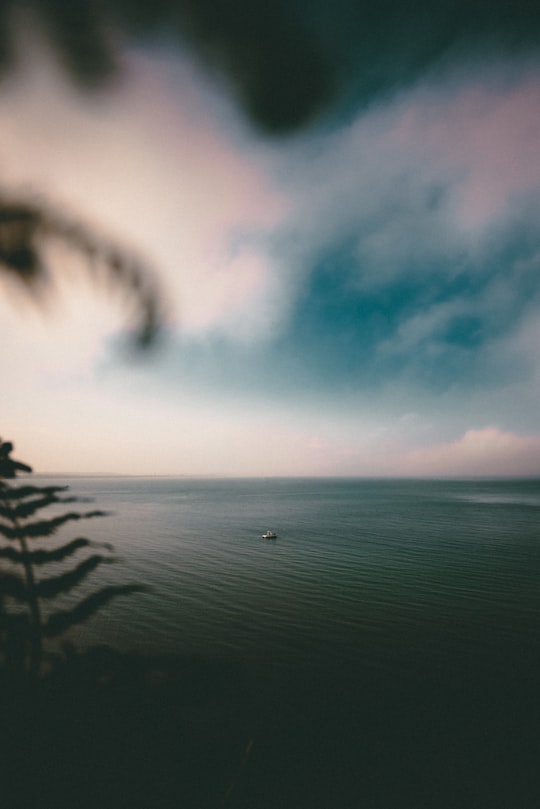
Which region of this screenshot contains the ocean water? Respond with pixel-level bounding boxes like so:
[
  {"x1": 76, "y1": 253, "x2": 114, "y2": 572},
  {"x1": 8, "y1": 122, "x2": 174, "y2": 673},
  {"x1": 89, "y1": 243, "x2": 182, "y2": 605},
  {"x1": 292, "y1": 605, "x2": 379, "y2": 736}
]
[
  {"x1": 7, "y1": 476, "x2": 540, "y2": 807},
  {"x1": 32, "y1": 475, "x2": 540, "y2": 674}
]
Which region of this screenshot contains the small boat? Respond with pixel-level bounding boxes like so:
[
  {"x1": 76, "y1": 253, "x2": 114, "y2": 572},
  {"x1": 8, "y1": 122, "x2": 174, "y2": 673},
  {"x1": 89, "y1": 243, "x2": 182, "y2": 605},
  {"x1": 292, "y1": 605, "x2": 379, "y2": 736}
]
[{"x1": 261, "y1": 530, "x2": 277, "y2": 539}]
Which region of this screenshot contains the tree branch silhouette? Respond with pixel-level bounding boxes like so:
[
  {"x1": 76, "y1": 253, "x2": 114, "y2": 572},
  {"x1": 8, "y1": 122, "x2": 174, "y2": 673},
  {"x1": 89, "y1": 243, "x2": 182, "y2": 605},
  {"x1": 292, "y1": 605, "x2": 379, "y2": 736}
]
[
  {"x1": 0, "y1": 438, "x2": 146, "y2": 677},
  {"x1": 0, "y1": 1, "x2": 538, "y2": 135},
  {"x1": 43, "y1": 584, "x2": 147, "y2": 638},
  {"x1": 0, "y1": 197, "x2": 165, "y2": 348},
  {"x1": 0, "y1": 537, "x2": 113, "y2": 565}
]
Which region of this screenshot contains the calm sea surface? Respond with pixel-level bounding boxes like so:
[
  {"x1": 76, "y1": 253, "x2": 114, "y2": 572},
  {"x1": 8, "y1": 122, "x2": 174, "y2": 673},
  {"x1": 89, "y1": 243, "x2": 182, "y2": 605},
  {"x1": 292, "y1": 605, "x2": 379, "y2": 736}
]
[
  {"x1": 6, "y1": 476, "x2": 540, "y2": 807},
  {"x1": 34, "y1": 476, "x2": 540, "y2": 675}
]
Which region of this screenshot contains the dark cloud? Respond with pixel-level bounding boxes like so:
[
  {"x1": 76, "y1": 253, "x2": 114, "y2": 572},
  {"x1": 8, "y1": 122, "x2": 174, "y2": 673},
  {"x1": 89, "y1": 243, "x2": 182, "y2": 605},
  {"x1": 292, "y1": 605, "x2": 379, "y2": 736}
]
[
  {"x1": 2, "y1": 0, "x2": 334, "y2": 132},
  {"x1": 304, "y1": 0, "x2": 540, "y2": 114},
  {"x1": 2, "y1": 1, "x2": 540, "y2": 132}
]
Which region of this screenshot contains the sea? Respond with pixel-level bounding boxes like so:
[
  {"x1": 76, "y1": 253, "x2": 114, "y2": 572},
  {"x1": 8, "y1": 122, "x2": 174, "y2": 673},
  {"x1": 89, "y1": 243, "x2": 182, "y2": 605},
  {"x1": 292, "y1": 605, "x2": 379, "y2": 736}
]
[
  {"x1": 34, "y1": 475, "x2": 540, "y2": 670},
  {"x1": 20, "y1": 475, "x2": 540, "y2": 807},
  {"x1": 34, "y1": 477, "x2": 540, "y2": 668}
]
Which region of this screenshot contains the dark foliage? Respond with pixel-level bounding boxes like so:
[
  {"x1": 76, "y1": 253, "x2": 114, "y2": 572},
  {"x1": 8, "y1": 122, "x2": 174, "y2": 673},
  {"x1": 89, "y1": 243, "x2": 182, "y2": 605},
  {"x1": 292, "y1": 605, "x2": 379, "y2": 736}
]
[
  {"x1": 0, "y1": 197, "x2": 165, "y2": 348},
  {"x1": 0, "y1": 439, "x2": 32, "y2": 478},
  {"x1": 44, "y1": 584, "x2": 147, "y2": 637},
  {"x1": 0, "y1": 493, "x2": 79, "y2": 520},
  {"x1": 0, "y1": 438, "x2": 145, "y2": 676},
  {"x1": 0, "y1": 536, "x2": 113, "y2": 564},
  {"x1": 0, "y1": 510, "x2": 109, "y2": 540},
  {"x1": 1, "y1": 1, "x2": 540, "y2": 134},
  {"x1": 1, "y1": 638, "x2": 539, "y2": 809},
  {"x1": 0, "y1": 483, "x2": 69, "y2": 499}
]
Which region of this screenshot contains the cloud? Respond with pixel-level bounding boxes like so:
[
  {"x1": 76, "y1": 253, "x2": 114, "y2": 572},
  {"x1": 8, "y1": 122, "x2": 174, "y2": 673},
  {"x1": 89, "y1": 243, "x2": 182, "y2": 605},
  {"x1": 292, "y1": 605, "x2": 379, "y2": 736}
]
[
  {"x1": 5, "y1": 42, "x2": 539, "y2": 402},
  {"x1": 387, "y1": 63, "x2": 540, "y2": 230},
  {"x1": 0, "y1": 36, "x2": 292, "y2": 342},
  {"x1": 251, "y1": 59, "x2": 540, "y2": 397},
  {"x1": 2, "y1": 19, "x2": 540, "y2": 477},
  {"x1": 74, "y1": 53, "x2": 540, "y2": 428},
  {"x1": 3, "y1": 29, "x2": 540, "y2": 359},
  {"x1": 394, "y1": 427, "x2": 540, "y2": 477}
]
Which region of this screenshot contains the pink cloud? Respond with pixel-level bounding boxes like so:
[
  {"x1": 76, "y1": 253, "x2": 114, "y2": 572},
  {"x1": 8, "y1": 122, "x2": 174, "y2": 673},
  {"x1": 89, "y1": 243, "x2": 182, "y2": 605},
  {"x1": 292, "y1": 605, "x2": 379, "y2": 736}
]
[
  {"x1": 397, "y1": 427, "x2": 540, "y2": 477},
  {"x1": 391, "y1": 68, "x2": 540, "y2": 228},
  {"x1": 0, "y1": 34, "x2": 289, "y2": 341}
]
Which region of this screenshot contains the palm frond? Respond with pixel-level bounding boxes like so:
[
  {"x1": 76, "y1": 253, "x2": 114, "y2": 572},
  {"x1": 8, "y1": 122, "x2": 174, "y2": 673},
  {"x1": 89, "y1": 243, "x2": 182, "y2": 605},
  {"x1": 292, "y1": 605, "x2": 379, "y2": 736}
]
[
  {"x1": 35, "y1": 556, "x2": 115, "y2": 599},
  {"x1": 0, "y1": 510, "x2": 110, "y2": 540},
  {"x1": 0, "y1": 537, "x2": 113, "y2": 565},
  {"x1": 0, "y1": 197, "x2": 166, "y2": 347},
  {"x1": 44, "y1": 585, "x2": 148, "y2": 637}
]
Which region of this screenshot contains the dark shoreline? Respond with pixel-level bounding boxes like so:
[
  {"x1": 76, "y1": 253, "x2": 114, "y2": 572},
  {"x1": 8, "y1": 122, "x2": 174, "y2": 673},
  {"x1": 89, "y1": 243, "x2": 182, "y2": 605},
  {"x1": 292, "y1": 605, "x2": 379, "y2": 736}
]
[{"x1": 2, "y1": 636, "x2": 539, "y2": 809}]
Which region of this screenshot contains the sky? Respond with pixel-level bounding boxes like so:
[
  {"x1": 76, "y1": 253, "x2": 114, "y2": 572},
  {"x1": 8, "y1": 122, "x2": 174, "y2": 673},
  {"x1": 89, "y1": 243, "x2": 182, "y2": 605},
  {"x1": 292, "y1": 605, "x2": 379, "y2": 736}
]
[{"x1": 1, "y1": 3, "x2": 540, "y2": 477}]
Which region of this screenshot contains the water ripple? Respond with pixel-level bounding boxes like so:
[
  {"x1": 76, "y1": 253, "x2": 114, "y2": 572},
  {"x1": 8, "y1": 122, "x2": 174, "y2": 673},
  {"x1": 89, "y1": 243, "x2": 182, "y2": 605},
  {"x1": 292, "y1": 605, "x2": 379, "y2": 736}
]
[{"x1": 35, "y1": 476, "x2": 540, "y2": 673}]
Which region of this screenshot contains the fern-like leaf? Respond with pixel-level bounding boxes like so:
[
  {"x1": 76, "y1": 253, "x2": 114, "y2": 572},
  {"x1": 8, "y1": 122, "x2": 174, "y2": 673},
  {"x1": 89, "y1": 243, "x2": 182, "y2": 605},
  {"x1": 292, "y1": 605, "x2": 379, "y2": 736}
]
[
  {"x1": 0, "y1": 538, "x2": 113, "y2": 564},
  {"x1": 1, "y1": 485, "x2": 69, "y2": 500},
  {"x1": 0, "y1": 571, "x2": 27, "y2": 601},
  {"x1": 0, "y1": 510, "x2": 110, "y2": 540},
  {"x1": 44, "y1": 585, "x2": 148, "y2": 637},
  {"x1": 35, "y1": 555, "x2": 114, "y2": 599},
  {"x1": 0, "y1": 494, "x2": 79, "y2": 520}
]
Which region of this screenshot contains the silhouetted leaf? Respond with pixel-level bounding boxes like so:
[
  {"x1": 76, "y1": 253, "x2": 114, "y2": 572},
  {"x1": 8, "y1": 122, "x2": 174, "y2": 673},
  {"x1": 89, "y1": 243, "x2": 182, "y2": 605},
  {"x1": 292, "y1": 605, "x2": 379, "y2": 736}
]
[
  {"x1": 0, "y1": 439, "x2": 33, "y2": 478},
  {"x1": 0, "y1": 198, "x2": 166, "y2": 347},
  {"x1": 0, "y1": 206, "x2": 40, "y2": 281},
  {"x1": 0, "y1": 485, "x2": 69, "y2": 500},
  {"x1": 0, "y1": 510, "x2": 110, "y2": 540},
  {"x1": 0, "y1": 494, "x2": 79, "y2": 520},
  {"x1": 39, "y1": 0, "x2": 117, "y2": 87},
  {"x1": 0, "y1": 571, "x2": 27, "y2": 601},
  {"x1": 0, "y1": 520, "x2": 13, "y2": 540},
  {"x1": 0, "y1": 537, "x2": 113, "y2": 565},
  {"x1": 36, "y1": 555, "x2": 114, "y2": 599},
  {"x1": 1, "y1": 438, "x2": 144, "y2": 675},
  {"x1": 44, "y1": 585, "x2": 148, "y2": 637},
  {"x1": 0, "y1": 459, "x2": 33, "y2": 478}
]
